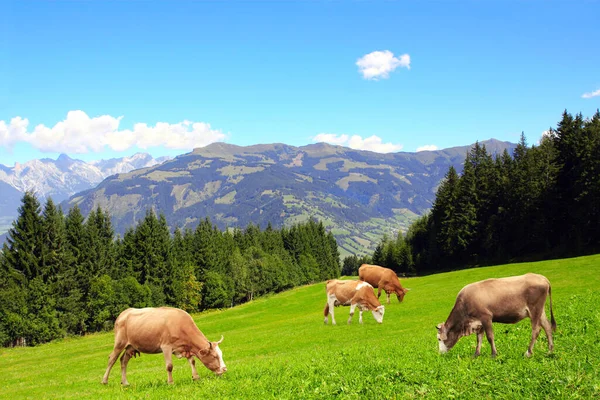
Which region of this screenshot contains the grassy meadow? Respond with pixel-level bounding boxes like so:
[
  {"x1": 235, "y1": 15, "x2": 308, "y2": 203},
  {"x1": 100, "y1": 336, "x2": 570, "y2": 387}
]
[{"x1": 1, "y1": 254, "x2": 599, "y2": 399}]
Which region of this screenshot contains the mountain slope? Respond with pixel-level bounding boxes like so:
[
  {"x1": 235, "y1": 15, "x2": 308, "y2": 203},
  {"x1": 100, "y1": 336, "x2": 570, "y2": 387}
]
[{"x1": 64, "y1": 139, "x2": 516, "y2": 256}]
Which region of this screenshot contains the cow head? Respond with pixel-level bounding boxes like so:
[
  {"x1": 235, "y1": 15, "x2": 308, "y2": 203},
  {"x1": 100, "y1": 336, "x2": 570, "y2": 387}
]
[
  {"x1": 436, "y1": 323, "x2": 459, "y2": 353},
  {"x1": 396, "y1": 287, "x2": 410, "y2": 302},
  {"x1": 436, "y1": 320, "x2": 482, "y2": 353},
  {"x1": 198, "y1": 336, "x2": 227, "y2": 375},
  {"x1": 371, "y1": 305, "x2": 385, "y2": 324}
]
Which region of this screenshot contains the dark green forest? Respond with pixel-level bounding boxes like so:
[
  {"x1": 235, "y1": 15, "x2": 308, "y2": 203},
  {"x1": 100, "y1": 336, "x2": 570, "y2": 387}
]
[
  {"x1": 0, "y1": 199, "x2": 340, "y2": 347},
  {"x1": 346, "y1": 110, "x2": 599, "y2": 276}
]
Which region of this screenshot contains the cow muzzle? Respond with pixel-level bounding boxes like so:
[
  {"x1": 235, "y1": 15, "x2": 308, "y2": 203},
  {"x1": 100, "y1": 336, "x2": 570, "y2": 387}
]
[
  {"x1": 438, "y1": 340, "x2": 448, "y2": 354},
  {"x1": 216, "y1": 366, "x2": 227, "y2": 375}
]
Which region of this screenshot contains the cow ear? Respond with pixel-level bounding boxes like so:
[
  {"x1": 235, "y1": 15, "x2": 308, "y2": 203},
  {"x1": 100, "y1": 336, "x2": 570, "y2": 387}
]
[{"x1": 436, "y1": 323, "x2": 443, "y2": 330}]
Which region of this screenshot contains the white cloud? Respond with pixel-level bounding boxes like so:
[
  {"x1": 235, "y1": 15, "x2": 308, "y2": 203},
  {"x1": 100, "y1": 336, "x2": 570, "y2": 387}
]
[
  {"x1": 416, "y1": 144, "x2": 438, "y2": 152},
  {"x1": 356, "y1": 50, "x2": 410, "y2": 80},
  {"x1": 582, "y1": 89, "x2": 600, "y2": 99},
  {"x1": 312, "y1": 133, "x2": 403, "y2": 153},
  {"x1": 311, "y1": 133, "x2": 349, "y2": 146},
  {"x1": 536, "y1": 129, "x2": 553, "y2": 144},
  {"x1": 0, "y1": 110, "x2": 228, "y2": 154}
]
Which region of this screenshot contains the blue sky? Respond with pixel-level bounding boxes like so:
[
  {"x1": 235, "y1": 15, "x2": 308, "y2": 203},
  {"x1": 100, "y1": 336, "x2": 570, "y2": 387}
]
[{"x1": 1, "y1": 0, "x2": 599, "y2": 166}]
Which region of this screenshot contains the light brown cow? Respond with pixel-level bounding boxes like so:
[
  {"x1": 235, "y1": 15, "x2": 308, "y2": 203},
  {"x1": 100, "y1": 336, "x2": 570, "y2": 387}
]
[
  {"x1": 324, "y1": 279, "x2": 385, "y2": 325},
  {"x1": 358, "y1": 264, "x2": 410, "y2": 304},
  {"x1": 436, "y1": 273, "x2": 556, "y2": 358},
  {"x1": 101, "y1": 307, "x2": 227, "y2": 385}
]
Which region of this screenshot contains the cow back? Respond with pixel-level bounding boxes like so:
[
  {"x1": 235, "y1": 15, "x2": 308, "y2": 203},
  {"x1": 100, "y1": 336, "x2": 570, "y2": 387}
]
[
  {"x1": 458, "y1": 273, "x2": 551, "y2": 319},
  {"x1": 359, "y1": 264, "x2": 402, "y2": 288}
]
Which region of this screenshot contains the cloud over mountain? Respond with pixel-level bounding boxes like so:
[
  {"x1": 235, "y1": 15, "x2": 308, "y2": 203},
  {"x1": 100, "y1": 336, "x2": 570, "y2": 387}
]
[
  {"x1": 312, "y1": 133, "x2": 403, "y2": 153},
  {"x1": 0, "y1": 111, "x2": 228, "y2": 154}
]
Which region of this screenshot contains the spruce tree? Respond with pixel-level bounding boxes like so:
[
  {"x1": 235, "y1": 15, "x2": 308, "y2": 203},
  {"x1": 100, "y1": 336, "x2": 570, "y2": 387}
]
[{"x1": 4, "y1": 192, "x2": 43, "y2": 281}]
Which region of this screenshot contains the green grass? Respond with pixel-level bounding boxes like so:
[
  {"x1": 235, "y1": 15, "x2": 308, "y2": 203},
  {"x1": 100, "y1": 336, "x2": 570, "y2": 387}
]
[{"x1": 2, "y1": 255, "x2": 600, "y2": 399}]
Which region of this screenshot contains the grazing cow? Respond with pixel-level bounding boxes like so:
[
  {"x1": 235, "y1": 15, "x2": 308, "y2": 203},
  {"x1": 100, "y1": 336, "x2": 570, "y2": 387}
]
[
  {"x1": 101, "y1": 307, "x2": 227, "y2": 385},
  {"x1": 358, "y1": 264, "x2": 410, "y2": 304},
  {"x1": 436, "y1": 273, "x2": 556, "y2": 358},
  {"x1": 324, "y1": 279, "x2": 385, "y2": 325}
]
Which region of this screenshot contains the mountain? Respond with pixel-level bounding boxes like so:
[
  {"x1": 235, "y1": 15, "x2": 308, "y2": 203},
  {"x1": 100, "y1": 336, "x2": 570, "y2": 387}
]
[
  {"x1": 0, "y1": 153, "x2": 171, "y2": 234},
  {"x1": 62, "y1": 139, "x2": 516, "y2": 258}
]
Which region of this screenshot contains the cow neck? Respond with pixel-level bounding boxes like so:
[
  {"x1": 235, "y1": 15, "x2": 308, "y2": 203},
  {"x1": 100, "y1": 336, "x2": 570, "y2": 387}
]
[
  {"x1": 191, "y1": 331, "x2": 212, "y2": 355},
  {"x1": 361, "y1": 297, "x2": 379, "y2": 311},
  {"x1": 445, "y1": 299, "x2": 466, "y2": 331}
]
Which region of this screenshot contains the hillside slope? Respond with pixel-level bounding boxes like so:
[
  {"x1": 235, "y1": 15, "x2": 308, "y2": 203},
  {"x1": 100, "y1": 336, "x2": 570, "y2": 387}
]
[
  {"x1": 1, "y1": 254, "x2": 598, "y2": 398},
  {"x1": 64, "y1": 139, "x2": 516, "y2": 256}
]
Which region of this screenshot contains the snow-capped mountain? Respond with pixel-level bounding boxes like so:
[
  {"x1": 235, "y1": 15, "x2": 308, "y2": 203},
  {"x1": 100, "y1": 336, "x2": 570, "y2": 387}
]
[{"x1": 0, "y1": 152, "x2": 171, "y2": 223}]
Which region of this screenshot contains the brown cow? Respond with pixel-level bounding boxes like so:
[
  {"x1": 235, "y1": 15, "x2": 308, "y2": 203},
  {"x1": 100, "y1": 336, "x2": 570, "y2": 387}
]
[
  {"x1": 324, "y1": 279, "x2": 385, "y2": 325},
  {"x1": 101, "y1": 307, "x2": 227, "y2": 385},
  {"x1": 436, "y1": 273, "x2": 556, "y2": 358},
  {"x1": 358, "y1": 264, "x2": 410, "y2": 304}
]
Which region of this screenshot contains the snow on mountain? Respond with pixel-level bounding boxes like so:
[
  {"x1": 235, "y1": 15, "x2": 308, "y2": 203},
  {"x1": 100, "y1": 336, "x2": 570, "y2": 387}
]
[{"x1": 0, "y1": 153, "x2": 171, "y2": 203}]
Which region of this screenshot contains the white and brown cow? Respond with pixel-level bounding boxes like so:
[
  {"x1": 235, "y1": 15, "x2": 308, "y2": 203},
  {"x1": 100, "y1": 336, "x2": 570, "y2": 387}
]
[
  {"x1": 324, "y1": 279, "x2": 385, "y2": 325},
  {"x1": 102, "y1": 307, "x2": 227, "y2": 385},
  {"x1": 358, "y1": 264, "x2": 410, "y2": 304},
  {"x1": 436, "y1": 273, "x2": 556, "y2": 358}
]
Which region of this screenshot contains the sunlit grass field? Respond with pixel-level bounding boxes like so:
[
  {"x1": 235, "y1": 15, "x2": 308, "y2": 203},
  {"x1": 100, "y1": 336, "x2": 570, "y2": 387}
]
[{"x1": 1, "y1": 254, "x2": 599, "y2": 399}]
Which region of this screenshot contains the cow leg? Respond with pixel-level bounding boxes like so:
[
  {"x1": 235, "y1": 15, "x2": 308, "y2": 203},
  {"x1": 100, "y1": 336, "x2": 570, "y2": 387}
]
[
  {"x1": 377, "y1": 287, "x2": 382, "y2": 299},
  {"x1": 474, "y1": 331, "x2": 484, "y2": 357},
  {"x1": 188, "y1": 357, "x2": 200, "y2": 381},
  {"x1": 541, "y1": 311, "x2": 554, "y2": 353},
  {"x1": 348, "y1": 303, "x2": 357, "y2": 324},
  {"x1": 161, "y1": 346, "x2": 174, "y2": 384},
  {"x1": 482, "y1": 318, "x2": 498, "y2": 357},
  {"x1": 358, "y1": 309, "x2": 364, "y2": 324},
  {"x1": 119, "y1": 346, "x2": 134, "y2": 386},
  {"x1": 102, "y1": 337, "x2": 127, "y2": 384},
  {"x1": 525, "y1": 313, "x2": 543, "y2": 357},
  {"x1": 386, "y1": 291, "x2": 391, "y2": 304},
  {"x1": 327, "y1": 297, "x2": 337, "y2": 325}
]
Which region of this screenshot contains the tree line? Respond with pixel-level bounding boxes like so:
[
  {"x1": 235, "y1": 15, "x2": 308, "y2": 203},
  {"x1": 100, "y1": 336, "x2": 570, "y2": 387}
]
[
  {"x1": 0, "y1": 198, "x2": 340, "y2": 347},
  {"x1": 348, "y1": 110, "x2": 600, "y2": 276}
]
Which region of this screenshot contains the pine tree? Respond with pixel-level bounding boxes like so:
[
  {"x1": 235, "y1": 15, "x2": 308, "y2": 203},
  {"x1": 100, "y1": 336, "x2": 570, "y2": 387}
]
[
  {"x1": 4, "y1": 192, "x2": 43, "y2": 281},
  {"x1": 40, "y1": 198, "x2": 67, "y2": 283}
]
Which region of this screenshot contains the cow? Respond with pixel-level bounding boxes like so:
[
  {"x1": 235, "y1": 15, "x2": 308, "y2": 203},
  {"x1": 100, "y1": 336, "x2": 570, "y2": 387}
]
[
  {"x1": 101, "y1": 307, "x2": 227, "y2": 385},
  {"x1": 436, "y1": 273, "x2": 556, "y2": 358},
  {"x1": 358, "y1": 264, "x2": 410, "y2": 304},
  {"x1": 324, "y1": 279, "x2": 385, "y2": 325}
]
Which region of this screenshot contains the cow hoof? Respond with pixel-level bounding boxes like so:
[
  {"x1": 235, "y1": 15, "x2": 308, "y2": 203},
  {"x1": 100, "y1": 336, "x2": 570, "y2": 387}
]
[
  {"x1": 193, "y1": 376, "x2": 200, "y2": 381},
  {"x1": 524, "y1": 351, "x2": 532, "y2": 358},
  {"x1": 101, "y1": 381, "x2": 108, "y2": 385}
]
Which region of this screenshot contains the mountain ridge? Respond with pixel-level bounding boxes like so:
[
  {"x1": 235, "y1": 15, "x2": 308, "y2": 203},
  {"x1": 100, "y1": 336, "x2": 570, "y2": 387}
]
[{"x1": 61, "y1": 139, "x2": 517, "y2": 257}]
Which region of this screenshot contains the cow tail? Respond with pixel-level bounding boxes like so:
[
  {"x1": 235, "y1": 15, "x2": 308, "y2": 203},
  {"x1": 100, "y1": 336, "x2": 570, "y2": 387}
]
[
  {"x1": 323, "y1": 303, "x2": 330, "y2": 317},
  {"x1": 548, "y1": 284, "x2": 556, "y2": 331}
]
